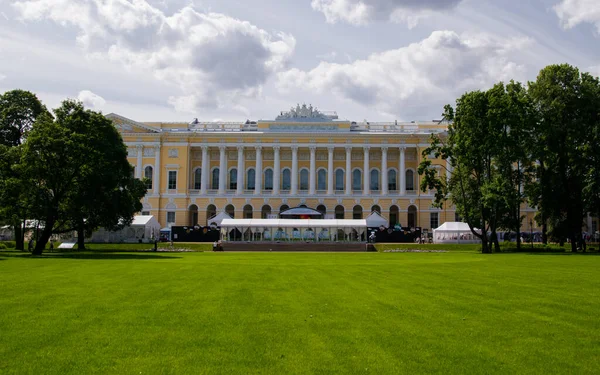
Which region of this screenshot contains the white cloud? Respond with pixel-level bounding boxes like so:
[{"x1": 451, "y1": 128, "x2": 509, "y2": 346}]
[
  {"x1": 77, "y1": 90, "x2": 106, "y2": 109},
  {"x1": 278, "y1": 30, "x2": 533, "y2": 119},
  {"x1": 554, "y1": 0, "x2": 600, "y2": 33},
  {"x1": 11, "y1": 0, "x2": 296, "y2": 113},
  {"x1": 0, "y1": 73, "x2": 6, "y2": 81},
  {"x1": 311, "y1": 0, "x2": 463, "y2": 27},
  {"x1": 589, "y1": 65, "x2": 600, "y2": 77}
]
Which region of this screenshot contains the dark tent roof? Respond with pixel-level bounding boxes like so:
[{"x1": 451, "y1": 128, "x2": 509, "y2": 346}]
[{"x1": 279, "y1": 206, "x2": 323, "y2": 217}]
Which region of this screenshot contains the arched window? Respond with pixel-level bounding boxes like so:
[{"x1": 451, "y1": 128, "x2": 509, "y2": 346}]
[
  {"x1": 225, "y1": 204, "x2": 235, "y2": 219},
  {"x1": 264, "y1": 169, "x2": 274, "y2": 190},
  {"x1": 371, "y1": 205, "x2": 381, "y2": 214},
  {"x1": 335, "y1": 205, "x2": 345, "y2": 219},
  {"x1": 335, "y1": 169, "x2": 344, "y2": 191},
  {"x1": 282, "y1": 169, "x2": 291, "y2": 190},
  {"x1": 388, "y1": 169, "x2": 397, "y2": 191},
  {"x1": 317, "y1": 169, "x2": 327, "y2": 191},
  {"x1": 390, "y1": 205, "x2": 399, "y2": 226},
  {"x1": 206, "y1": 204, "x2": 217, "y2": 222},
  {"x1": 316, "y1": 205, "x2": 327, "y2": 216},
  {"x1": 352, "y1": 169, "x2": 362, "y2": 191},
  {"x1": 353, "y1": 205, "x2": 363, "y2": 220},
  {"x1": 211, "y1": 168, "x2": 219, "y2": 190},
  {"x1": 247, "y1": 168, "x2": 255, "y2": 190},
  {"x1": 406, "y1": 170, "x2": 414, "y2": 191},
  {"x1": 229, "y1": 168, "x2": 237, "y2": 190},
  {"x1": 144, "y1": 166, "x2": 153, "y2": 190},
  {"x1": 370, "y1": 169, "x2": 380, "y2": 191},
  {"x1": 194, "y1": 168, "x2": 202, "y2": 190},
  {"x1": 261, "y1": 205, "x2": 272, "y2": 219},
  {"x1": 300, "y1": 169, "x2": 309, "y2": 191},
  {"x1": 243, "y1": 204, "x2": 253, "y2": 219}
]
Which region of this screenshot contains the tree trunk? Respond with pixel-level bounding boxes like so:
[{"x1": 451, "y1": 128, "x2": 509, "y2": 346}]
[
  {"x1": 493, "y1": 232, "x2": 500, "y2": 252},
  {"x1": 14, "y1": 220, "x2": 24, "y2": 250},
  {"x1": 542, "y1": 221, "x2": 548, "y2": 245},
  {"x1": 77, "y1": 220, "x2": 86, "y2": 250},
  {"x1": 33, "y1": 221, "x2": 54, "y2": 255},
  {"x1": 570, "y1": 232, "x2": 578, "y2": 252}
]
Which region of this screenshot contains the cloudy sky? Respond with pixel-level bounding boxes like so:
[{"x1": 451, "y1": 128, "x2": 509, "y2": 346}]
[{"x1": 0, "y1": 0, "x2": 599, "y2": 122}]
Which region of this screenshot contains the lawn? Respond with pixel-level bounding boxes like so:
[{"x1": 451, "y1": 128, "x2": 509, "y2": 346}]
[{"x1": 0, "y1": 250, "x2": 598, "y2": 374}]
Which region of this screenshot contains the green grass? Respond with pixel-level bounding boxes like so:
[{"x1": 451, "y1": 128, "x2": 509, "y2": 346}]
[{"x1": 0, "y1": 250, "x2": 598, "y2": 374}]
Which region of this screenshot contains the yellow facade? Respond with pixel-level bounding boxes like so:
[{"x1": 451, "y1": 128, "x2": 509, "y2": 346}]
[{"x1": 108, "y1": 108, "x2": 543, "y2": 232}]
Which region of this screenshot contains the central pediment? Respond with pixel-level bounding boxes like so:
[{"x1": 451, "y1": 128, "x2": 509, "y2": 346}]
[{"x1": 275, "y1": 103, "x2": 338, "y2": 122}]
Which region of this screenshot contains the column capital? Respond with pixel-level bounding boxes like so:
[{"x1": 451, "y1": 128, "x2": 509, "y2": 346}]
[
  {"x1": 136, "y1": 144, "x2": 143, "y2": 150},
  {"x1": 237, "y1": 145, "x2": 244, "y2": 152},
  {"x1": 399, "y1": 145, "x2": 407, "y2": 151},
  {"x1": 255, "y1": 145, "x2": 262, "y2": 151},
  {"x1": 363, "y1": 146, "x2": 370, "y2": 152},
  {"x1": 291, "y1": 145, "x2": 299, "y2": 151},
  {"x1": 381, "y1": 146, "x2": 388, "y2": 152},
  {"x1": 155, "y1": 144, "x2": 162, "y2": 150},
  {"x1": 201, "y1": 145, "x2": 209, "y2": 151},
  {"x1": 327, "y1": 146, "x2": 335, "y2": 152},
  {"x1": 345, "y1": 145, "x2": 353, "y2": 152},
  {"x1": 219, "y1": 145, "x2": 226, "y2": 151},
  {"x1": 273, "y1": 145, "x2": 281, "y2": 151},
  {"x1": 309, "y1": 146, "x2": 317, "y2": 152}
]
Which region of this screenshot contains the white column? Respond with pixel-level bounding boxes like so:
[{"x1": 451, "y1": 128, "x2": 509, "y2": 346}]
[
  {"x1": 381, "y1": 146, "x2": 388, "y2": 195},
  {"x1": 254, "y1": 146, "x2": 262, "y2": 194},
  {"x1": 587, "y1": 213, "x2": 593, "y2": 232},
  {"x1": 291, "y1": 146, "x2": 298, "y2": 195},
  {"x1": 236, "y1": 145, "x2": 244, "y2": 195},
  {"x1": 154, "y1": 144, "x2": 161, "y2": 195},
  {"x1": 327, "y1": 146, "x2": 334, "y2": 195},
  {"x1": 273, "y1": 146, "x2": 280, "y2": 195},
  {"x1": 309, "y1": 146, "x2": 316, "y2": 194},
  {"x1": 136, "y1": 145, "x2": 143, "y2": 178},
  {"x1": 399, "y1": 146, "x2": 406, "y2": 195},
  {"x1": 218, "y1": 146, "x2": 226, "y2": 194},
  {"x1": 446, "y1": 158, "x2": 452, "y2": 183},
  {"x1": 200, "y1": 146, "x2": 209, "y2": 194},
  {"x1": 345, "y1": 146, "x2": 352, "y2": 195},
  {"x1": 363, "y1": 146, "x2": 370, "y2": 195}
]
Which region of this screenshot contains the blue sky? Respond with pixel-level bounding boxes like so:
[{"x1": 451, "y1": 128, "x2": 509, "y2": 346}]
[{"x1": 0, "y1": 0, "x2": 599, "y2": 122}]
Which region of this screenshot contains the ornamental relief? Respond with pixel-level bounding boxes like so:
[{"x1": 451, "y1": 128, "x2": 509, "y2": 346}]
[
  {"x1": 263, "y1": 151, "x2": 274, "y2": 160},
  {"x1": 228, "y1": 151, "x2": 237, "y2": 160},
  {"x1": 128, "y1": 148, "x2": 137, "y2": 157},
  {"x1": 246, "y1": 151, "x2": 256, "y2": 160},
  {"x1": 192, "y1": 151, "x2": 202, "y2": 160},
  {"x1": 316, "y1": 151, "x2": 327, "y2": 160},
  {"x1": 281, "y1": 151, "x2": 292, "y2": 160},
  {"x1": 369, "y1": 151, "x2": 381, "y2": 160},
  {"x1": 143, "y1": 148, "x2": 155, "y2": 157},
  {"x1": 351, "y1": 152, "x2": 362, "y2": 160},
  {"x1": 210, "y1": 151, "x2": 219, "y2": 159},
  {"x1": 334, "y1": 151, "x2": 345, "y2": 160},
  {"x1": 387, "y1": 151, "x2": 399, "y2": 161},
  {"x1": 298, "y1": 152, "x2": 309, "y2": 161},
  {"x1": 168, "y1": 149, "x2": 179, "y2": 158},
  {"x1": 405, "y1": 149, "x2": 417, "y2": 161}
]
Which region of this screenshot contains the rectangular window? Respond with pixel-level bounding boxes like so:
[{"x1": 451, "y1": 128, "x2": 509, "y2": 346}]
[
  {"x1": 141, "y1": 211, "x2": 150, "y2": 216},
  {"x1": 168, "y1": 171, "x2": 177, "y2": 190},
  {"x1": 167, "y1": 212, "x2": 176, "y2": 224},
  {"x1": 430, "y1": 213, "x2": 439, "y2": 230},
  {"x1": 455, "y1": 212, "x2": 462, "y2": 222}
]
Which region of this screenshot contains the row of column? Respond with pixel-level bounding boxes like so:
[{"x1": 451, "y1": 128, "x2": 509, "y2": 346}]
[{"x1": 199, "y1": 145, "x2": 413, "y2": 196}]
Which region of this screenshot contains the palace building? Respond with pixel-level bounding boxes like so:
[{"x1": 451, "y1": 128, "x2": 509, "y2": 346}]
[{"x1": 108, "y1": 104, "x2": 547, "y2": 233}]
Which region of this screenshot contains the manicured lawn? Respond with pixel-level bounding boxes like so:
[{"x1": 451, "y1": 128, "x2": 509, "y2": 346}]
[{"x1": 0, "y1": 250, "x2": 598, "y2": 374}]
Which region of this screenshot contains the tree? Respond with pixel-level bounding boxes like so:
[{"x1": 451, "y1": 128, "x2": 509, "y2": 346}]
[
  {"x1": 0, "y1": 90, "x2": 48, "y2": 250},
  {"x1": 18, "y1": 100, "x2": 146, "y2": 254},
  {"x1": 528, "y1": 64, "x2": 600, "y2": 251}
]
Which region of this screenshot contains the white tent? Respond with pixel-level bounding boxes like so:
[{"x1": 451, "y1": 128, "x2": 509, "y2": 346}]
[
  {"x1": 208, "y1": 212, "x2": 233, "y2": 226},
  {"x1": 89, "y1": 215, "x2": 162, "y2": 243},
  {"x1": 432, "y1": 222, "x2": 481, "y2": 244},
  {"x1": 365, "y1": 211, "x2": 388, "y2": 227},
  {"x1": 220, "y1": 218, "x2": 368, "y2": 242}
]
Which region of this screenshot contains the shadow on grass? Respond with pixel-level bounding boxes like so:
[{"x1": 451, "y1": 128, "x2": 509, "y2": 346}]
[
  {"x1": 526, "y1": 252, "x2": 600, "y2": 256},
  {"x1": 0, "y1": 251, "x2": 181, "y2": 260}
]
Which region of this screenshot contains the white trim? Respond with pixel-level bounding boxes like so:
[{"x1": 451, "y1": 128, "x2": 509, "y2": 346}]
[
  {"x1": 188, "y1": 203, "x2": 200, "y2": 209},
  {"x1": 407, "y1": 204, "x2": 419, "y2": 210}
]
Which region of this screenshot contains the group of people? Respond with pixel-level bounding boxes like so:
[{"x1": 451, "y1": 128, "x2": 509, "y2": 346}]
[{"x1": 212, "y1": 240, "x2": 223, "y2": 251}]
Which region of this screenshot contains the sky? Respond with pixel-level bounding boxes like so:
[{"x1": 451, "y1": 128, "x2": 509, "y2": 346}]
[{"x1": 0, "y1": 0, "x2": 599, "y2": 122}]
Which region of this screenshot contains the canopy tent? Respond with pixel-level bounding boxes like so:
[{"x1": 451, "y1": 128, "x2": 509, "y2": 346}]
[
  {"x1": 89, "y1": 215, "x2": 162, "y2": 243},
  {"x1": 220, "y1": 218, "x2": 368, "y2": 242},
  {"x1": 207, "y1": 212, "x2": 233, "y2": 226},
  {"x1": 279, "y1": 206, "x2": 324, "y2": 218},
  {"x1": 432, "y1": 222, "x2": 481, "y2": 244},
  {"x1": 365, "y1": 211, "x2": 389, "y2": 228}
]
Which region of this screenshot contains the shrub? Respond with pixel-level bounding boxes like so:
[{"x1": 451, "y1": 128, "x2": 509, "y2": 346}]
[
  {"x1": 0, "y1": 243, "x2": 7, "y2": 250},
  {"x1": 0, "y1": 241, "x2": 15, "y2": 248}
]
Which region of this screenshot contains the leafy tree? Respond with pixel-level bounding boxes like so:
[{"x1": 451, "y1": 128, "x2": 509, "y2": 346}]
[
  {"x1": 528, "y1": 64, "x2": 600, "y2": 251},
  {"x1": 0, "y1": 90, "x2": 48, "y2": 250},
  {"x1": 18, "y1": 100, "x2": 146, "y2": 254}
]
